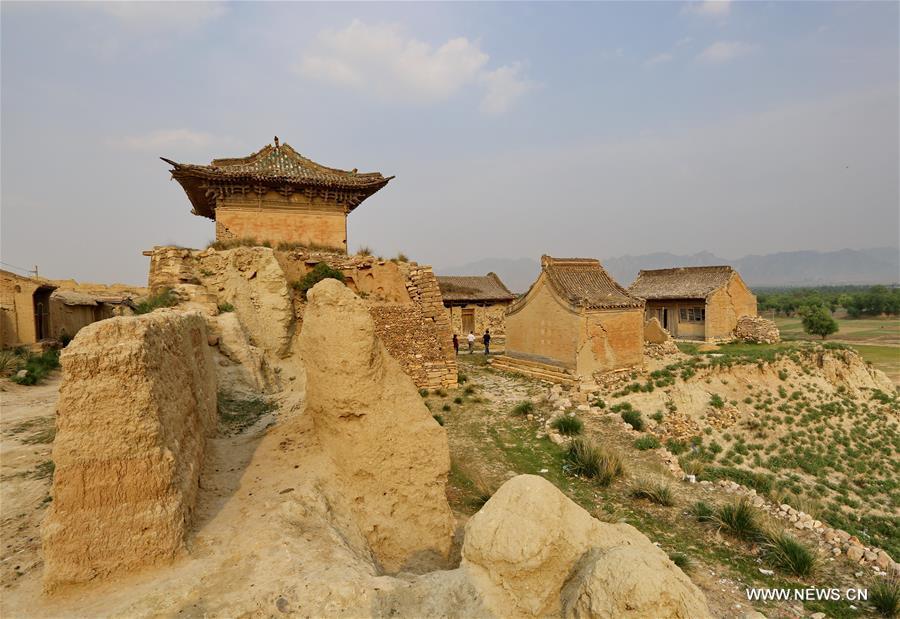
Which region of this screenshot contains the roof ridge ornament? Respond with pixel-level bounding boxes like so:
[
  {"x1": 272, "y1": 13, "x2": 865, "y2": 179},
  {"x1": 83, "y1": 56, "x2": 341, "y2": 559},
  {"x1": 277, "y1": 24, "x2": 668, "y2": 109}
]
[{"x1": 274, "y1": 136, "x2": 280, "y2": 147}]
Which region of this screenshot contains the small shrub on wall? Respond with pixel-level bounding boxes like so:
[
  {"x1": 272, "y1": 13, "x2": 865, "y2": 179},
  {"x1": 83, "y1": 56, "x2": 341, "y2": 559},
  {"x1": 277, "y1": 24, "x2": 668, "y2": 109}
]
[{"x1": 293, "y1": 263, "x2": 346, "y2": 299}]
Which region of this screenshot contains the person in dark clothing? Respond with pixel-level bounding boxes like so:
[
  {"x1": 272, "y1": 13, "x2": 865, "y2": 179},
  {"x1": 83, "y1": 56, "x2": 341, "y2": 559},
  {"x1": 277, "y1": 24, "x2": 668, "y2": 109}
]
[
  {"x1": 483, "y1": 329, "x2": 491, "y2": 355},
  {"x1": 452, "y1": 333, "x2": 459, "y2": 355}
]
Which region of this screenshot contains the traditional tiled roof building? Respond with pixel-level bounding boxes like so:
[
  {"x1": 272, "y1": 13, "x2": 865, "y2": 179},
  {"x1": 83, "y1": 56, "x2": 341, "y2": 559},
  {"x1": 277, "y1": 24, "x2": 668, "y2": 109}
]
[
  {"x1": 163, "y1": 138, "x2": 393, "y2": 252},
  {"x1": 628, "y1": 265, "x2": 757, "y2": 341},
  {"x1": 493, "y1": 256, "x2": 644, "y2": 383},
  {"x1": 436, "y1": 273, "x2": 516, "y2": 340}
]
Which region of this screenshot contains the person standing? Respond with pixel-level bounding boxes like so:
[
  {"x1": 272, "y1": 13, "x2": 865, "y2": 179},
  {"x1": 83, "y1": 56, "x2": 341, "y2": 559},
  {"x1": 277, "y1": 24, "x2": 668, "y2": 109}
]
[
  {"x1": 467, "y1": 331, "x2": 475, "y2": 354},
  {"x1": 452, "y1": 333, "x2": 459, "y2": 355},
  {"x1": 483, "y1": 329, "x2": 491, "y2": 355}
]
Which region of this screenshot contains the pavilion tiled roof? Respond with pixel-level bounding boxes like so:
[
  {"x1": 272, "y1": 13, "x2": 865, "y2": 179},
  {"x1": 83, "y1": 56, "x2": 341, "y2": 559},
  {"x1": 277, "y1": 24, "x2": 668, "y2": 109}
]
[
  {"x1": 436, "y1": 273, "x2": 516, "y2": 303},
  {"x1": 541, "y1": 256, "x2": 644, "y2": 310},
  {"x1": 628, "y1": 266, "x2": 735, "y2": 300},
  {"x1": 162, "y1": 139, "x2": 393, "y2": 218}
]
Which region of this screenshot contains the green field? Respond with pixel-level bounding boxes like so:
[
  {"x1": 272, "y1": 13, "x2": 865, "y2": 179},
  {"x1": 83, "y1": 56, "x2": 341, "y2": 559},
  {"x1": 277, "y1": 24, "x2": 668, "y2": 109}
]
[
  {"x1": 773, "y1": 316, "x2": 900, "y2": 383},
  {"x1": 773, "y1": 315, "x2": 900, "y2": 345}
]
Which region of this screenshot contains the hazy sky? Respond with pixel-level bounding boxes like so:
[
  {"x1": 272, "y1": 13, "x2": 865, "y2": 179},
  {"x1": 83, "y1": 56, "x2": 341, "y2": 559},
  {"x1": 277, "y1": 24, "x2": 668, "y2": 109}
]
[{"x1": 2, "y1": 1, "x2": 898, "y2": 285}]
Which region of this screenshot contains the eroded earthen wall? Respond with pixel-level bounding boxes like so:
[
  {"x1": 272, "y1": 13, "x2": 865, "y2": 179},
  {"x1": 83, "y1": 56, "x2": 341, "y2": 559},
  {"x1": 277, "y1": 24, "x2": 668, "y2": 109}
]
[
  {"x1": 147, "y1": 246, "x2": 457, "y2": 390},
  {"x1": 299, "y1": 279, "x2": 455, "y2": 571},
  {"x1": 579, "y1": 308, "x2": 644, "y2": 376},
  {"x1": 41, "y1": 311, "x2": 217, "y2": 590},
  {"x1": 705, "y1": 274, "x2": 757, "y2": 340}
]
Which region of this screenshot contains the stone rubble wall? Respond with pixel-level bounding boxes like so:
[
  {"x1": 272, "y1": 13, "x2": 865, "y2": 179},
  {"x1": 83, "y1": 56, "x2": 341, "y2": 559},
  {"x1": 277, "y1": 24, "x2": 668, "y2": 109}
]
[
  {"x1": 446, "y1": 303, "x2": 510, "y2": 339},
  {"x1": 734, "y1": 315, "x2": 781, "y2": 344},
  {"x1": 41, "y1": 311, "x2": 217, "y2": 590},
  {"x1": 710, "y1": 479, "x2": 898, "y2": 577}
]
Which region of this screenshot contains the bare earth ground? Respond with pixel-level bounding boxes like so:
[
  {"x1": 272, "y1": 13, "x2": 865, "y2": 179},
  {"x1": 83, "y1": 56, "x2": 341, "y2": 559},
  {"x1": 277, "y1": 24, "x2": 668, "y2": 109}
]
[
  {"x1": 0, "y1": 371, "x2": 356, "y2": 618},
  {"x1": 1, "y1": 350, "x2": 894, "y2": 618},
  {"x1": 1, "y1": 376, "x2": 58, "y2": 590}
]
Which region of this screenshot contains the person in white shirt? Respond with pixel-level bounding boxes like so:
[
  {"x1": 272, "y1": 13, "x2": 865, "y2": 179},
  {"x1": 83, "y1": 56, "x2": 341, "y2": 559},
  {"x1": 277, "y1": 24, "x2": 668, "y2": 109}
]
[{"x1": 467, "y1": 331, "x2": 475, "y2": 354}]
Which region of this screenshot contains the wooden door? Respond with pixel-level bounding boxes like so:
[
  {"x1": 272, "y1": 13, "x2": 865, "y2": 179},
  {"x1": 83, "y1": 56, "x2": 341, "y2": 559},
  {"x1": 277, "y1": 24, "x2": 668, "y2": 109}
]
[{"x1": 462, "y1": 308, "x2": 475, "y2": 334}]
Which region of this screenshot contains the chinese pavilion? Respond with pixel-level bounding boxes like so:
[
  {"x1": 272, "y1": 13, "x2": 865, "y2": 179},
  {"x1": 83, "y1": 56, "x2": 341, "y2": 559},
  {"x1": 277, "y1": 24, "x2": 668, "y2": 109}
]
[{"x1": 162, "y1": 138, "x2": 393, "y2": 252}]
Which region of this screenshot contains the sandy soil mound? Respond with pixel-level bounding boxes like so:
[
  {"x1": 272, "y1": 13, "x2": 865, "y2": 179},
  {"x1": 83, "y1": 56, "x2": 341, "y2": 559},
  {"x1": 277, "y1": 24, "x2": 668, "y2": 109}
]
[
  {"x1": 460, "y1": 475, "x2": 711, "y2": 618},
  {"x1": 41, "y1": 311, "x2": 217, "y2": 591}
]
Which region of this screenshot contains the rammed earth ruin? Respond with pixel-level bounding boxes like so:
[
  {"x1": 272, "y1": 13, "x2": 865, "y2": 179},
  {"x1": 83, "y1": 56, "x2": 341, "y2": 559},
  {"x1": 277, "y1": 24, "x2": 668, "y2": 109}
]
[{"x1": 15, "y1": 137, "x2": 872, "y2": 619}]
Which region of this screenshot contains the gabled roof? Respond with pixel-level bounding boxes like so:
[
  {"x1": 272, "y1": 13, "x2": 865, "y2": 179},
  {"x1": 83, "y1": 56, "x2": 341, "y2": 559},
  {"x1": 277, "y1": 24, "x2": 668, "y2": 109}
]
[
  {"x1": 436, "y1": 273, "x2": 516, "y2": 303},
  {"x1": 628, "y1": 265, "x2": 735, "y2": 300},
  {"x1": 162, "y1": 139, "x2": 393, "y2": 218},
  {"x1": 525, "y1": 256, "x2": 644, "y2": 310}
]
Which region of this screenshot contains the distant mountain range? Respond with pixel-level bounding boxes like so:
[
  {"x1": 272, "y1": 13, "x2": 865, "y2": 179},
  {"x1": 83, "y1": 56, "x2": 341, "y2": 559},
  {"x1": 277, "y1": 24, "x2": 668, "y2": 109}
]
[{"x1": 438, "y1": 247, "x2": 899, "y2": 293}]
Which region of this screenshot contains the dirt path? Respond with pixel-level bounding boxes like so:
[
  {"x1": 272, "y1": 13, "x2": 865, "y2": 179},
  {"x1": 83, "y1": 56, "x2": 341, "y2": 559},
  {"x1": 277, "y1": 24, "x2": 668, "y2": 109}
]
[{"x1": 0, "y1": 375, "x2": 60, "y2": 592}]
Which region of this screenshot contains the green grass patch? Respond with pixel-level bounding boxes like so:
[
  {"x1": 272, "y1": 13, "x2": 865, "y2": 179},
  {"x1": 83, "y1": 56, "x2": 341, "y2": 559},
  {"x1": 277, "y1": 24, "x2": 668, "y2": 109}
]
[
  {"x1": 565, "y1": 437, "x2": 625, "y2": 486},
  {"x1": 621, "y1": 409, "x2": 644, "y2": 431},
  {"x1": 763, "y1": 530, "x2": 818, "y2": 577},
  {"x1": 869, "y1": 576, "x2": 900, "y2": 617},
  {"x1": 630, "y1": 477, "x2": 675, "y2": 506},
  {"x1": 669, "y1": 552, "x2": 693, "y2": 573},
  {"x1": 634, "y1": 435, "x2": 661, "y2": 450},
  {"x1": 551, "y1": 416, "x2": 583, "y2": 436},
  {"x1": 11, "y1": 349, "x2": 60, "y2": 385},
  {"x1": 292, "y1": 263, "x2": 346, "y2": 298},
  {"x1": 699, "y1": 466, "x2": 774, "y2": 494},
  {"x1": 713, "y1": 499, "x2": 762, "y2": 541},
  {"x1": 134, "y1": 288, "x2": 178, "y2": 314},
  {"x1": 217, "y1": 392, "x2": 276, "y2": 435},
  {"x1": 511, "y1": 401, "x2": 534, "y2": 416}
]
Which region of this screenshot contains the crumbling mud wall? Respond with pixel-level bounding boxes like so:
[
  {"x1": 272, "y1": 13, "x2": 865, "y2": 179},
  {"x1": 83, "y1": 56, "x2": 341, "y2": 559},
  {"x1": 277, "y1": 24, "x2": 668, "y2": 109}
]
[
  {"x1": 41, "y1": 311, "x2": 217, "y2": 590},
  {"x1": 147, "y1": 246, "x2": 457, "y2": 389},
  {"x1": 298, "y1": 279, "x2": 455, "y2": 572}
]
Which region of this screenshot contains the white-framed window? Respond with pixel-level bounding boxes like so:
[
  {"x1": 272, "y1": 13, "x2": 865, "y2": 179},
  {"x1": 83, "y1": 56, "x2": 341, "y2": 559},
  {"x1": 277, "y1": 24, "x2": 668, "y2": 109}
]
[{"x1": 679, "y1": 307, "x2": 705, "y2": 322}]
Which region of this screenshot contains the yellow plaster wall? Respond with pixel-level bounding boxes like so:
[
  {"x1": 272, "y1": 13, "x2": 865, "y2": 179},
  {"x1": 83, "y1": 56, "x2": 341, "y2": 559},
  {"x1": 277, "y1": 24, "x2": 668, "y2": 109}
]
[
  {"x1": 1, "y1": 271, "x2": 43, "y2": 346},
  {"x1": 705, "y1": 274, "x2": 757, "y2": 340},
  {"x1": 577, "y1": 308, "x2": 644, "y2": 375},
  {"x1": 216, "y1": 205, "x2": 347, "y2": 251},
  {"x1": 505, "y1": 276, "x2": 581, "y2": 368}
]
